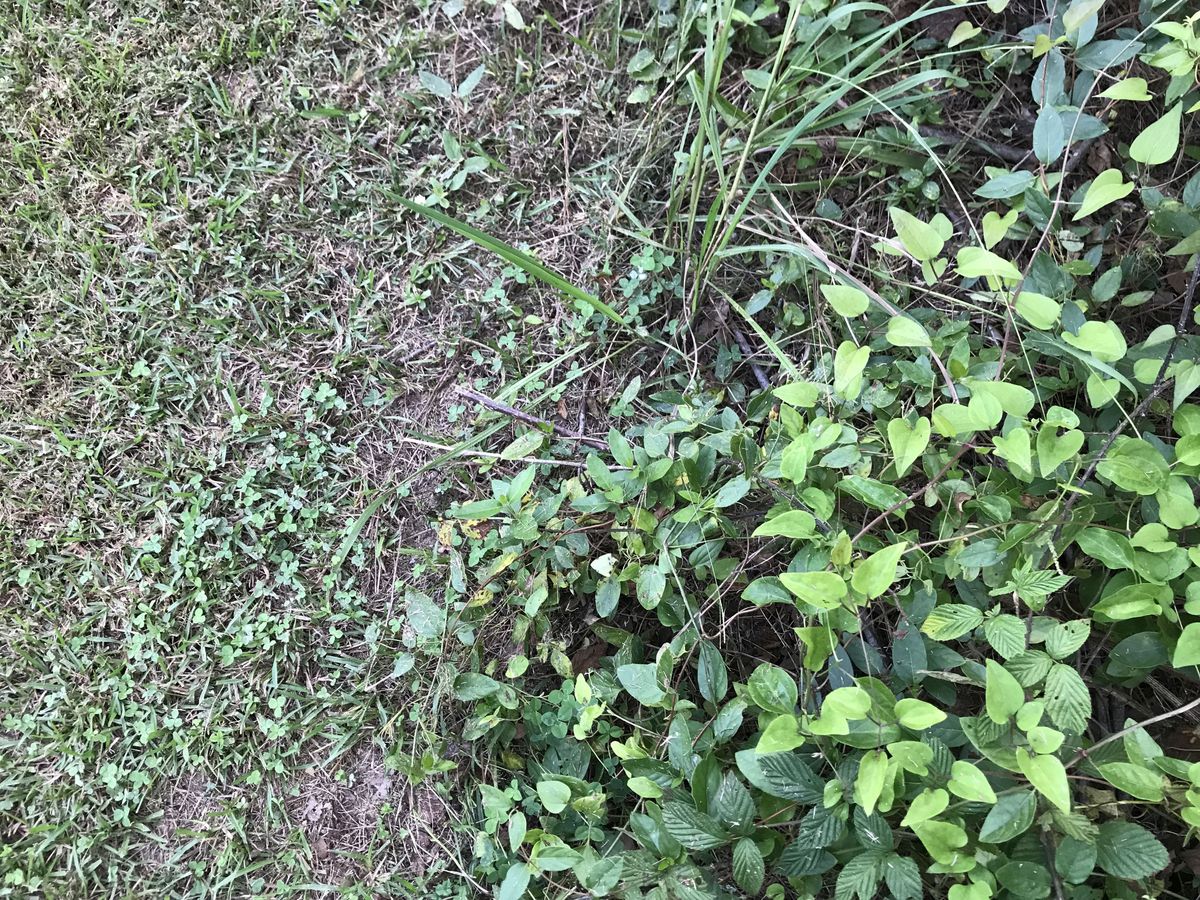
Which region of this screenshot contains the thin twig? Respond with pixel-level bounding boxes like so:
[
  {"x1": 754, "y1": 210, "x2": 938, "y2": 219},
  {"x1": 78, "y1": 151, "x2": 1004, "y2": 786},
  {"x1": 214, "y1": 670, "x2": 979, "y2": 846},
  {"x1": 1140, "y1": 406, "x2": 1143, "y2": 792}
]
[
  {"x1": 731, "y1": 327, "x2": 771, "y2": 391},
  {"x1": 852, "y1": 442, "x2": 975, "y2": 544},
  {"x1": 396, "y1": 436, "x2": 588, "y2": 469},
  {"x1": 1042, "y1": 831, "x2": 1067, "y2": 900},
  {"x1": 1068, "y1": 696, "x2": 1200, "y2": 768},
  {"x1": 918, "y1": 125, "x2": 1030, "y2": 165},
  {"x1": 1050, "y1": 262, "x2": 1200, "y2": 547},
  {"x1": 455, "y1": 386, "x2": 607, "y2": 450}
]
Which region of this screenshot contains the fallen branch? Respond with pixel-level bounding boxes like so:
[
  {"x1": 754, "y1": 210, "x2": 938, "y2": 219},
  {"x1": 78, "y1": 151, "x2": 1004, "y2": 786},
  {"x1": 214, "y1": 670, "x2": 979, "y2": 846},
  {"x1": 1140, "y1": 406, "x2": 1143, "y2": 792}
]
[{"x1": 455, "y1": 386, "x2": 608, "y2": 450}]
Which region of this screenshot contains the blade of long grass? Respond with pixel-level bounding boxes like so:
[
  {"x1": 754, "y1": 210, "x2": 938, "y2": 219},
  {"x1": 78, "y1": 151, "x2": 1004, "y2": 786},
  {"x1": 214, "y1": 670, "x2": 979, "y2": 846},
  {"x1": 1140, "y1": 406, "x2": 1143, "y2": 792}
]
[{"x1": 395, "y1": 198, "x2": 626, "y2": 327}]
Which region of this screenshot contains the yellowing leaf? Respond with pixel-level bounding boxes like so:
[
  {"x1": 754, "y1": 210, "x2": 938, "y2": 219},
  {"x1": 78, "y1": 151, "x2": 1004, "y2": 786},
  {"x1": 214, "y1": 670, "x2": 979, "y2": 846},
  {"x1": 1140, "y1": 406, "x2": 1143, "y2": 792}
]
[
  {"x1": 1062, "y1": 320, "x2": 1128, "y2": 362},
  {"x1": 948, "y1": 20, "x2": 981, "y2": 47},
  {"x1": 886, "y1": 316, "x2": 932, "y2": 348},
  {"x1": 1099, "y1": 77, "x2": 1151, "y2": 101},
  {"x1": 889, "y1": 208, "x2": 945, "y2": 261},
  {"x1": 778, "y1": 571, "x2": 847, "y2": 609},
  {"x1": 833, "y1": 341, "x2": 870, "y2": 400},
  {"x1": 1129, "y1": 103, "x2": 1182, "y2": 166},
  {"x1": 1014, "y1": 291, "x2": 1061, "y2": 329},
  {"x1": 957, "y1": 246, "x2": 1022, "y2": 281},
  {"x1": 982, "y1": 209, "x2": 1018, "y2": 248},
  {"x1": 1073, "y1": 169, "x2": 1135, "y2": 221},
  {"x1": 820, "y1": 283, "x2": 870, "y2": 317}
]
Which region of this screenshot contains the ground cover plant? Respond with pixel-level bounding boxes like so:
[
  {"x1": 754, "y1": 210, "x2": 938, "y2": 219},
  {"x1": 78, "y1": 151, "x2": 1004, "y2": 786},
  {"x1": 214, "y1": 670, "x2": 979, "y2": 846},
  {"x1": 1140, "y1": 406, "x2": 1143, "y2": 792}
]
[{"x1": 3, "y1": 0, "x2": 1200, "y2": 898}]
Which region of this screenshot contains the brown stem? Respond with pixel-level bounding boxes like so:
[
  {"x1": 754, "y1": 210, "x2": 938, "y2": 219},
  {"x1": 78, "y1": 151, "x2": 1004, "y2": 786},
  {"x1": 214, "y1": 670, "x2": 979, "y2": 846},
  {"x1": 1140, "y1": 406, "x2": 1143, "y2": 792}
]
[
  {"x1": 455, "y1": 386, "x2": 607, "y2": 450},
  {"x1": 1067, "y1": 696, "x2": 1200, "y2": 768},
  {"x1": 852, "y1": 442, "x2": 975, "y2": 544}
]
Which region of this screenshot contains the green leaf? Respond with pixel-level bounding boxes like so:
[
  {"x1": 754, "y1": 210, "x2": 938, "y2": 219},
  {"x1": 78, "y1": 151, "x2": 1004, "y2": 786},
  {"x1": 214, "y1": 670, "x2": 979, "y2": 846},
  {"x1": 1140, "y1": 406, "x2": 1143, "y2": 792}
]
[
  {"x1": 697, "y1": 641, "x2": 728, "y2": 703},
  {"x1": 617, "y1": 663, "x2": 666, "y2": 706},
  {"x1": 1036, "y1": 425, "x2": 1084, "y2": 477},
  {"x1": 888, "y1": 416, "x2": 931, "y2": 477},
  {"x1": 500, "y1": 430, "x2": 546, "y2": 460},
  {"x1": 1056, "y1": 836, "x2": 1097, "y2": 884},
  {"x1": 947, "y1": 19, "x2": 981, "y2": 47},
  {"x1": 714, "y1": 772, "x2": 756, "y2": 832},
  {"x1": 1044, "y1": 664, "x2": 1091, "y2": 735},
  {"x1": 979, "y1": 789, "x2": 1038, "y2": 843},
  {"x1": 537, "y1": 780, "x2": 571, "y2": 814},
  {"x1": 497, "y1": 862, "x2": 532, "y2": 900},
  {"x1": 982, "y1": 208, "x2": 1018, "y2": 248},
  {"x1": 1097, "y1": 762, "x2": 1164, "y2": 801},
  {"x1": 757, "y1": 753, "x2": 825, "y2": 803},
  {"x1": 636, "y1": 566, "x2": 665, "y2": 609},
  {"x1": 835, "y1": 849, "x2": 887, "y2": 900},
  {"x1": 887, "y1": 741, "x2": 934, "y2": 775},
  {"x1": 1095, "y1": 821, "x2": 1169, "y2": 879},
  {"x1": 779, "y1": 571, "x2": 847, "y2": 609},
  {"x1": 948, "y1": 760, "x2": 997, "y2": 803},
  {"x1": 984, "y1": 614, "x2": 1028, "y2": 659},
  {"x1": 894, "y1": 698, "x2": 947, "y2": 730},
  {"x1": 1063, "y1": 0, "x2": 1104, "y2": 33},
  {"x1": 852, "y1": 543, "x2": 907, "y2": 600},
  {"x1": 732, "y1": 837, "x2": 765, "y2": 895},
  {"x1": 956, "y1": 246, "x2": 1022, "y2": 281},
  {"x1": 986, "y1": 659, "x2": 1026, "y2": 724},
  {"x1": 889, "y1": 208, "x2": 945, "y2": 261},
  {"x1": 821, "y1": 284, "x2": 871, "y2": 317},
  {"x1": 1174, "y1": 622, "x2": 1200, "y2": 668},
  {"x1": 1017, "y1": 748, "x2": 1071, "y2": 812},
  {"x1": 993, "y1": 426, "x2": 1033, "y2": 472},
  {"x1": 1096, "y1": 438, "x2": 1168, "y2": 494},
  {"x1": 882, "y1": 854, "x2": 921, "y2": 900},
  {"x1": 834, "y1": 341, "x2": 870, "y2": 400},
  {"x1": 397, "y1": 200, "x2": 626, "y2": 326},
  {"x1": 1129, "y1": 103, "x2": 1182, "y2": 166},
  {"x1": 885, "y1": 317, "x2": 932, "y2": 348},
  {"x1": 1045, "y1": 620, "x2": 1090, "y2": 659},
  {"x1": 662, "y1": 802, "x2": 729, "y2": 850},
  {"x1": 752, "y1": 510, "x2": 817, "y2": 539},
  {"x1": 854, "y1": 750, "x2": 888, "y2": 815},
  {"x1": 746, "y1": 663, "x2": 798, "y2": 714},
  {"x1": 921, "y1": 604, "x2": 984, "y2": 640},
  {"x1": 714, "y1": 475, "x2": 751, "y2": 508},
  {"x1": 1076, "y1": 527, "x2": 1136, "y2": 569},
  {"x1": 1033, "y1": 106, "x2": 1064, "y2": 165},
  {"x1": 1072, "y1": 169, "x2": 1135, "y2": 220},
  {"x1": 1092, "y1": 582, "x2": 1168, "y2": 621}
]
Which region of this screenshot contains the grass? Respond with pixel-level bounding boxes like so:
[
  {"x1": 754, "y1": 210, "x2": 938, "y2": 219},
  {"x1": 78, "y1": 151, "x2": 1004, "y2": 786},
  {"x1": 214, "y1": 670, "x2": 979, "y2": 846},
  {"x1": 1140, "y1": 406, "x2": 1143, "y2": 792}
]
[{"x1": 0, "y1": 1, "x2": 659, "y2": 894}]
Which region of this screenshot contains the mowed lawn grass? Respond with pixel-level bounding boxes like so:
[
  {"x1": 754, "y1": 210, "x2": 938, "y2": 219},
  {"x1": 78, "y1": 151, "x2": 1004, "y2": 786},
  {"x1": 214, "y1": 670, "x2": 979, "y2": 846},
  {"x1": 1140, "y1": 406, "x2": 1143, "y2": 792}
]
[{"x1": 0, "y1": 1, "x2": 641, "y2": 894}]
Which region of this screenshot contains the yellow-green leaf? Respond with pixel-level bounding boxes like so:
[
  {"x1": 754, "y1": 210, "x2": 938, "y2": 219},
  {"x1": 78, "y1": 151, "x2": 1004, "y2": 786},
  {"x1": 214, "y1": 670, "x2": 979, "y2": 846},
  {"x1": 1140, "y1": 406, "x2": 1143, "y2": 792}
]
[
  {"x1": 1073, "y1": 169, "x2": 1135, "y2": 221},
  {"x1": 1129, "y1": 103, "x2": 1182, "y2": 166}
]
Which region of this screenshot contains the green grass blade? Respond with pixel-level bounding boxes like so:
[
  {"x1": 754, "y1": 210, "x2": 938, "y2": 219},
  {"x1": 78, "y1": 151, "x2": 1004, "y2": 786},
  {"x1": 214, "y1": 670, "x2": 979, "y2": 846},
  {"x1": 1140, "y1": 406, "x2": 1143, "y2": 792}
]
[{"x1": 396, "y1": 198, "x2": 626, "y2": 327}]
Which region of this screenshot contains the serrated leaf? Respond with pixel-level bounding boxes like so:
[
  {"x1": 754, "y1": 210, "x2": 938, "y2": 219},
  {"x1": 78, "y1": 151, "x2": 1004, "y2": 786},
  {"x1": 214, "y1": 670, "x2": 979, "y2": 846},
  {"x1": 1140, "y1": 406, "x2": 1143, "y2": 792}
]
[
  {"x1": 1046, "y1": 620, "x2": 1090, "y2": 659},
  {"x1": 714, "y1": 773, "x2": 756, "y2": 832},
  {"x1": 834, "y1": 849, "x2": 888, "y2": 900},
  {"x1": 757, "y1": 753, "x2": 826, "y2": 803},
  {"x1": 984, "y1": 614, "x2": 1027, "y2": 659},
  {"x1": 922, "y1": 604, "x2": 984, "y2": 640},
  {"x1": 662, "y1": 802, "x2": 729, "y2": 850},
  {"x1": 1044, "y1": 664, "x2": 1090, "y2": 734},
  {"x1": 732, "y1": 837, "x2": 765, "y2": 895},
  {"x1": 882, "y1": 854, "x2": 921, "y2": 900},
  {"x1": 1095, "y1": 821, "x2": 1169, "y2": 879}
]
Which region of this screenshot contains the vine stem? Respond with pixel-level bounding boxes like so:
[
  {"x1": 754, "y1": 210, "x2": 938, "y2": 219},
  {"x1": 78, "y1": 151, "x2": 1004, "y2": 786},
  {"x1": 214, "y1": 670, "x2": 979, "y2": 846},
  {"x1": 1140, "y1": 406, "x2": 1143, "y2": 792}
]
[
  {"x1": 851, "y1": 442, "x2": 975, "y2": 544},
  {"x1": 1067, "y1": 695, "x2": 1200, "y2": 768}
]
